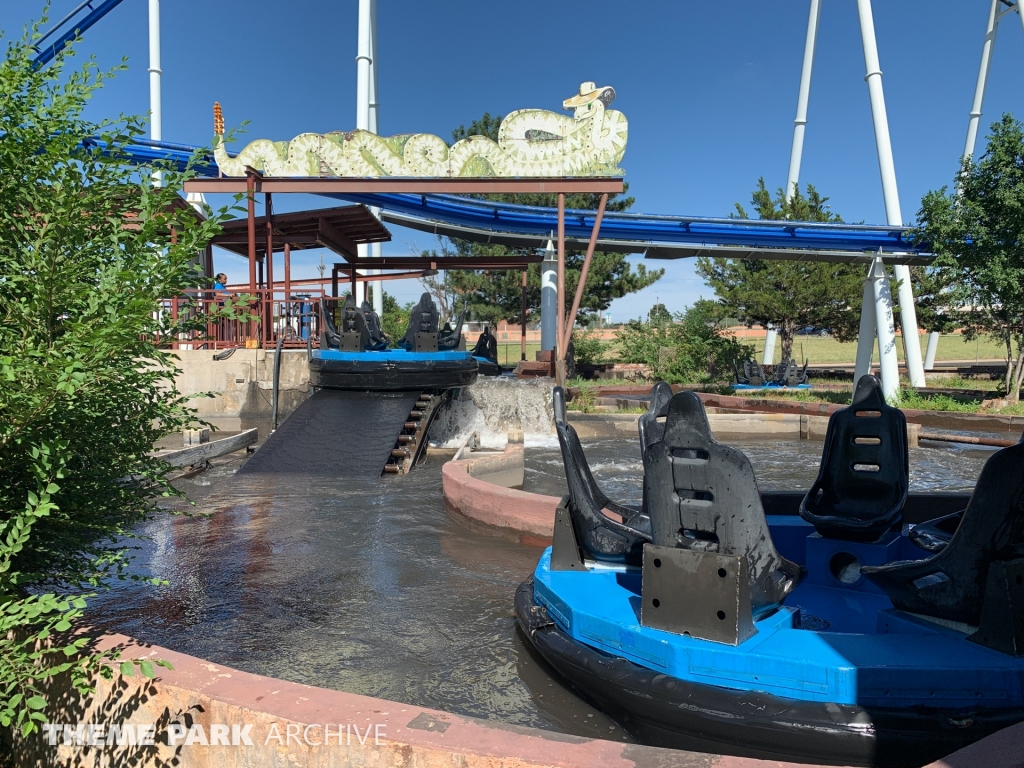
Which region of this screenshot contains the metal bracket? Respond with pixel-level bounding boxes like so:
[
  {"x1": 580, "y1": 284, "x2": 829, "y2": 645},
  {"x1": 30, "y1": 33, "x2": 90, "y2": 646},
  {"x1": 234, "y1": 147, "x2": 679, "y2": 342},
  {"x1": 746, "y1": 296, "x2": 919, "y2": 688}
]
[
  {"x1": 641, "y1": 544, "x2": 757, "y2": 646},
  {"x1": 969, "y1": 557, "x2": 1024, "y2": 656},
  {"x1": 414, "y1": 332, "x2": 438, "y2": 353},
  {"x1": 551, "y1": 498, "x2": 585, "y2": 571},
  {"x1": 337, "y1": 332, "x2": 363, "y2": 352}
]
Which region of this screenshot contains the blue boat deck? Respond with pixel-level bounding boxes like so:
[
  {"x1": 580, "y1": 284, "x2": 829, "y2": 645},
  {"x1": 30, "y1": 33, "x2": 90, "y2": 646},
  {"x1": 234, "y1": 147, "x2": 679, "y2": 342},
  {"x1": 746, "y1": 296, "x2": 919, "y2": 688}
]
[{"x1": 533, "y1": 515, "x2": 1024, "y2": 709}]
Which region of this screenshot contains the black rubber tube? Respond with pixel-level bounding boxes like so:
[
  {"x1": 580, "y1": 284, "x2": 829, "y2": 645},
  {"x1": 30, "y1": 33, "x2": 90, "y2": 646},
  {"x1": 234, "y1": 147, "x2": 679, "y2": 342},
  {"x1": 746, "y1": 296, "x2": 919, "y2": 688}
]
[{"x1": 271, "y1": 335, "x2": 283, "y2": 431}]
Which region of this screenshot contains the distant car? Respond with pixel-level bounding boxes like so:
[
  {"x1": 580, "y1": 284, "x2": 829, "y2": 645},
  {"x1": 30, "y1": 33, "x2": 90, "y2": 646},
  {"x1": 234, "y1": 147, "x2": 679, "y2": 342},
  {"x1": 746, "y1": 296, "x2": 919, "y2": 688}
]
[{"x1": 796, "y1": 326, "x2": 831, "y2": 337}]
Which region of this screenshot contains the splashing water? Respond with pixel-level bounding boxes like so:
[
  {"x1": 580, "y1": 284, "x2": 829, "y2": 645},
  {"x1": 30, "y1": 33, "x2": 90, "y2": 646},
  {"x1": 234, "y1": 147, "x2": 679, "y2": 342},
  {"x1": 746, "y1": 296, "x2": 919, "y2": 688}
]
[{"x1": 430, "y1": 378, "x2": 556, "y2": 450}]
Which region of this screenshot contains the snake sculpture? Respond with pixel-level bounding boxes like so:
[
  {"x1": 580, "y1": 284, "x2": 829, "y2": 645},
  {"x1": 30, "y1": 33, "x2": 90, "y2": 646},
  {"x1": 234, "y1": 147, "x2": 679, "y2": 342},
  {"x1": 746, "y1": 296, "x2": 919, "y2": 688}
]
[{"x1": 212, "y1": 82, "x2": 627, "y2": 178}]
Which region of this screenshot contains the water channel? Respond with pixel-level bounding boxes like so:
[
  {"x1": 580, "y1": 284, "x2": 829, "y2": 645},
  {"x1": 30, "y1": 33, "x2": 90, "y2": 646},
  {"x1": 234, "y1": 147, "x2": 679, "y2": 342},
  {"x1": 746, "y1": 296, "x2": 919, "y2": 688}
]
[{"x1": 88, "y1": 423, "x2": 996, "y2": 745}]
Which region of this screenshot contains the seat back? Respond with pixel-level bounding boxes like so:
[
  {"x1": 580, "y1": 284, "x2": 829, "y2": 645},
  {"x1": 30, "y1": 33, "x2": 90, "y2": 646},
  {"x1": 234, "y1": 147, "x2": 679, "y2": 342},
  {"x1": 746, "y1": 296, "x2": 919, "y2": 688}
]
[
  {"x1": 360, "y1": 301, "x2": 389, "y2": 351},
  {"x1": 743, "y1": 359, "x2": 766, "y2": 386},
  {"x1": 774, "y1": 359, "x2": 798, "y2": 386},
  {"x1": 399, "y1": 293, "x2": 440, "y2": 351},
  {"x1": 338, "y1": 295, "x2": 371, "y2": 351},
  {"x1": 638, "y1": 382, "x2": 673, "y2": 457},
  {"x1": 553, "y1": 387, "x2": 650, "y2": 566},
  {"x1": 319, "y1": 297, "x2": 342, "y2": 349},
  {"x1": 643, "y1": 391, "x2": 803, "y2": 610},
  {"x1": 863, "y1": 439, "x2": 1024, "y2": 625},
  {"x1": 799, "y1": 375, "x2": 908, "y2": 541},
  {"x1": 439, "y1": 312, "x2": 465, "y2": 351},
  {"x1": 471, "y1": 327, "x2": 498, "y2": 362}
]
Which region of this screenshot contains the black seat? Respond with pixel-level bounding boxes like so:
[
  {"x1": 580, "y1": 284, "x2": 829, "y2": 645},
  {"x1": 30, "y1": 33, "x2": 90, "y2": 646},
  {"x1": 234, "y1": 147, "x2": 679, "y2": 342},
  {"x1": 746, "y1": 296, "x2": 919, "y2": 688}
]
[
  {"x1": 863, "y1": 438, "x2": 1024, "y2": 626},
  {"x1": 638, "y1": 382, "x2": 673, "y2": 518},
  {"x1": 360, "y1": 301, "x2": 389, "y2": 351},
  {"x1": 643, "y1": 391, "x2": 803, "y2": 611},
  {"x1": 399, "y1": 293, "x2": 439, "y2": 352},
  {"x1": 319, "y1": 297, "x2": 342, "y2": 349},
  {"x1": 773, "y1": 359, "x2": 797, "y2": 386},
  {"x1": 908, "y1": 511, "x2": 963, "y2": 553},
  {"x1": 439, "y1": 312, "x2": 464, "y2": 351},
  {"x1": 799, "y1": 375, "x2": 908, "y2": 542},
  {"x1": 339, "y1": 295, "x2": 371, "y2": 351},
  {"x1": 553, "y1": 386, "x2": 651, "y2": 567},
  {"x1": 471, "y1": 326, "x2": 498, "y2": 362},
  {"x1": 738, "y1": 359, "x2": 766, "y2": 386}
]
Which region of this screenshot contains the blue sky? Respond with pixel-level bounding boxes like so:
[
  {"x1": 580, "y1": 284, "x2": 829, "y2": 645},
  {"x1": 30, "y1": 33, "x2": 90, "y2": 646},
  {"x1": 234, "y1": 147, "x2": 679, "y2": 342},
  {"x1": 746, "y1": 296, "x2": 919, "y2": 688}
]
[{"x1": 3, "y1": 1, "x2": 1022, "y2": 319}]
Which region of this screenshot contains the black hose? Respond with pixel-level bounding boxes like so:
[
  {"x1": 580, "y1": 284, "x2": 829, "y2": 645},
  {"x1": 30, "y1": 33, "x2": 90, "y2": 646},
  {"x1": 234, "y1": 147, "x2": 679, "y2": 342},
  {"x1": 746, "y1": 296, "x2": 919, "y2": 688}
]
[
  {"x1": 271, "y1": 335, "x2": 284, "y2": 432},
  {"x1": 213, "y1": 347, "x2": 236, "y2": 361},
  {"x1": 306, "y1": 335, "x2": 312, "y2": 362}
]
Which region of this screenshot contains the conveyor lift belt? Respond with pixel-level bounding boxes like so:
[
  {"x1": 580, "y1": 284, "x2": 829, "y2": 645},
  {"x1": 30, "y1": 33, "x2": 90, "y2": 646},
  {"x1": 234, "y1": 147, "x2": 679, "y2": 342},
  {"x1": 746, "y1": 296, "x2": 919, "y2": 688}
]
[{"x1": 238, "y1": 389, "x2": 423, "y2": 477}]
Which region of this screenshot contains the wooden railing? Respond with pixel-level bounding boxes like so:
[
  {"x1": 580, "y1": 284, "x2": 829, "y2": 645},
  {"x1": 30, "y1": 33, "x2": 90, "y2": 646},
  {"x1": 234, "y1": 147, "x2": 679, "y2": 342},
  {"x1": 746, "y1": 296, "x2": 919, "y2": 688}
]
[{"x1": 154, "y1": 289, "x2": 326, "y2": 350}]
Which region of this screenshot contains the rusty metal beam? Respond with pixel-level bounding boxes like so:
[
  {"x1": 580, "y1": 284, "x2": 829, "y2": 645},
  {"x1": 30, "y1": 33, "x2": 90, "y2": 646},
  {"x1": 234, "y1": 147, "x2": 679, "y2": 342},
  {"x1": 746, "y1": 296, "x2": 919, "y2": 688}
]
[
  {"x1": 211, "y1": 234, "x2": 319, "y2": 247},
  {"x1": 332, "y1": 256, "x2": 542, "y2": 270},
  {"x1": 184, "y1": 176, "x2": 624, "y2": 195},
  {"x1": 562, "y1": 192, "x2": 608, "y2": 359},
  {"x1": 317, "y1": 218, "x2": 360, "y2": 261}
]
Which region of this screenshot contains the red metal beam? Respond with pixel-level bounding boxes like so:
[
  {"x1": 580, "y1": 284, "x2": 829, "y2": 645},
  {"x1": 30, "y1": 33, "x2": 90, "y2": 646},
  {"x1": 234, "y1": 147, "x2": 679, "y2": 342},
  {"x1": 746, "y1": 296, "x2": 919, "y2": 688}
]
[
  {"x1": 332, "y1": 256, "x2": 542, "y2": 270},
  {"x1": 317, "y1": 219, "x2": 360, "y2": 261},
  {"x1": 184, "y1": 176, "x2": 624, "y2": 195}
]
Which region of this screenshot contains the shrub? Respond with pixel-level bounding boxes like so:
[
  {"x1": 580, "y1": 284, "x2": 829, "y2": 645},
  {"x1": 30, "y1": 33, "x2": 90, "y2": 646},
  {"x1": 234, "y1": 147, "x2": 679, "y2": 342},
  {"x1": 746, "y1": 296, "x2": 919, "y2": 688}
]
[
  {"x1": 0, "y1": 17, "x2": 229, "y2": 734},
  {"x1": 615, "y1": 303, "x2": 751, "y2": 384},
  {"x1": 571, "y1": 328, "x2": 608, "y2": 365}
]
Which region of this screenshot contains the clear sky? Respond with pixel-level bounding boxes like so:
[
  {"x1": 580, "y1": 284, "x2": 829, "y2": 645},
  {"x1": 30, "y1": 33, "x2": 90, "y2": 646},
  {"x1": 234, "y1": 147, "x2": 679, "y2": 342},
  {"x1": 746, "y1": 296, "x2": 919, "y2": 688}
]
[{"x1": 3, "y1": 1, "x2": 1022, "y2": 320}]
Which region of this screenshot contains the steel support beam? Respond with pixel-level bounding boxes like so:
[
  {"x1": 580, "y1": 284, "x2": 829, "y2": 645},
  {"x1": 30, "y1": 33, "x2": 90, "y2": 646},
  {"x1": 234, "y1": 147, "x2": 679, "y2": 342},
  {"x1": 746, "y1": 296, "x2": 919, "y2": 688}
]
[
  {"x1": 562, "y1": 193, "x2": 608, "y2": 359},
  {"x1": 786, "y1": 0, "x2": 821, "y2": 201},
  {"x1": 964, "y1": 0, "x2": 1002, "y2": 160},
  {"x1": 540, "y1": 240, "x2": 557, "y2": 352},
  {"x1": 762, "y1": 327, "x2": 778, "y2": 366},
  {"x1": 856, "y1": 0, "x2": 925, "y2": 392},
  {"x1": 556, "y1": 194, "x2": 566, "y2": 385}
]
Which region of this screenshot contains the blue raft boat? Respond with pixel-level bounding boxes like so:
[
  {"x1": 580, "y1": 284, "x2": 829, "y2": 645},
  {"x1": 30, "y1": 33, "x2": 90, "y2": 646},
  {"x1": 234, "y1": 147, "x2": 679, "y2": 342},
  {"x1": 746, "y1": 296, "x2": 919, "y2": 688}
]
[
  {"x1": 310, "y1": 293, "x2": 478, "y2": 391},
  {"x1": 516, "y1": 377, "x2": 1024, "y2": 767}
]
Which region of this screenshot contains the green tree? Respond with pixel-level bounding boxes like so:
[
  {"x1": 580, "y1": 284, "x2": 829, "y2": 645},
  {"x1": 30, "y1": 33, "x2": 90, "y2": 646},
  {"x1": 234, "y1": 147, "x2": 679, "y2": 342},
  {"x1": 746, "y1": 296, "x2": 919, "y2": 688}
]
[
  {"x1": 696, "y1": 179, "x2": 866, "y2": 362},
  {"x1": 616, "y1": 301, "x2": 750, "y2": 384},
  {"x1": 913, "y1": 114, "x2": 1024, "y2": 400},
  {"x1": 425, "y1": 114, "x2": 662, "y2": 326},
  {"x1": 0, "y1": 16, "x2": 229, "y2": 733},
  {"x1": 648, "y1": 303, "x2": 672, "y2": 327}
]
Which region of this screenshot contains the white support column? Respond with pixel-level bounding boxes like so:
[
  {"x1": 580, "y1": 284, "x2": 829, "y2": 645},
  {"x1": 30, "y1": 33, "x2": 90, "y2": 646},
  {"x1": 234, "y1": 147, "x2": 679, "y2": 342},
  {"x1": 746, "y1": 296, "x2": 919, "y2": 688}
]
[
  {"x1": 148, "y1": 0, "x2": 162, "y2": 186},
  {"x1": 762, "y1": 327, "x2": 777, "y2": 366},
  {"x1": 540, "y1": 241, "x2": 557, "y2": 352},
  {"x1": 354, "y1": 0, "x2": 372, "y2": 305},
  {"x1": 854, "y1": 273, "x2": 877, "y2": 384},
  {"x1": 786, "y1": 0, "x2": 821, "y2": 202},
  {"x1": 965, "y1": 0, "x2": 1002, "y2": 160},
  {"x1": 856, "y1": 0, "x2": 926, "y2": 391},
  {"x1": 924, "y1": 331, "x2": 940, "y2": 371},
  {"x1": 367, "y1": 0, "x2": 384, "y2": 316},
  {"x1": 869, "y1": 257, "x2": 901, "y2": 402},
  {"x1": 1018, "y1": 0, "x2": 1024, "y2": 38}
]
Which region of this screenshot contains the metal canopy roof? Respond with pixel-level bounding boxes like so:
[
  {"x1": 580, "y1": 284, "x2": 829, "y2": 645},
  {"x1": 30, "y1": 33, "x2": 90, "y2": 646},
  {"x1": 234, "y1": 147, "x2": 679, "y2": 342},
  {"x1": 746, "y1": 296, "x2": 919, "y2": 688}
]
[{"x1": 212, "y1": 205, "x2": 390, "y2": 260}]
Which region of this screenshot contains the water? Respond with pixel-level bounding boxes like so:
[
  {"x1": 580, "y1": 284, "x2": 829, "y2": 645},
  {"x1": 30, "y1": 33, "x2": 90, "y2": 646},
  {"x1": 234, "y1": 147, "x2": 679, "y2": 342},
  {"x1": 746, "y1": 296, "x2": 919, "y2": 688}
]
[
  {"x1": 87, "y1": 449, "x2": 631, "y2": 742},
  {"x1": 430, "y1": 378, "x2": 556, "y2": 450},
  {"x1": 91, "y1": 419, "x2": 995, "y2": 745},
  {"x1": 524, "y1": 435, "x2": 996, "y2": 502}
]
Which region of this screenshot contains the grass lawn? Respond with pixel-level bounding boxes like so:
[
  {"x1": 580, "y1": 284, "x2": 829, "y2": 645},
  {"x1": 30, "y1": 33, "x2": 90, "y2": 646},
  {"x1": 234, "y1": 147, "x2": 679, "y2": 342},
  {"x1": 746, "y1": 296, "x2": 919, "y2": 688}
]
[
  {"x1": 747, "y1": 333, "x2": 1007, "y2": 366},
  {"x1": 496, "y1": 334, "x2": 1008, "y2": 368}
]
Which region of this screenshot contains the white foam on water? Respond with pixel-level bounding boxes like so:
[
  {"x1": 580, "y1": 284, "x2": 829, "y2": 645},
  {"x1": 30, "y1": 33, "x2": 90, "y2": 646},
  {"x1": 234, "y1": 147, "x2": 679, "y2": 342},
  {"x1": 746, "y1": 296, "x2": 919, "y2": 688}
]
[{"x1": 430, "y1": 377, "x2": 555, "y2": 450}]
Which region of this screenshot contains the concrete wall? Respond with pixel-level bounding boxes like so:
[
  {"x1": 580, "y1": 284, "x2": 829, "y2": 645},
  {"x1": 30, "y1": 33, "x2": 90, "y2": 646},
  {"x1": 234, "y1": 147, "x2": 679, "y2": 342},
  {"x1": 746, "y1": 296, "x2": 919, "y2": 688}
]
[
  {"x1": 568, "y1": 411, "x2": 920, "y2": 446},
  {"x1": 169, "y1": 350, "x2": 311, "y2": 430}
]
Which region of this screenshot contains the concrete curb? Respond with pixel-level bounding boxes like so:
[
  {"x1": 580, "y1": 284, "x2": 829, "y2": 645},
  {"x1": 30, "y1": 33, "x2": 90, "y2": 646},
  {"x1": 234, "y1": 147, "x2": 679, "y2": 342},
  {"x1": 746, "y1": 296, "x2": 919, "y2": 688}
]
[
  {"x1": 8, "y1": 633, "x2": 818, "y2": 768},
  {"x1": 442, "y1": 445, "x2": 560, "y2": 541}
]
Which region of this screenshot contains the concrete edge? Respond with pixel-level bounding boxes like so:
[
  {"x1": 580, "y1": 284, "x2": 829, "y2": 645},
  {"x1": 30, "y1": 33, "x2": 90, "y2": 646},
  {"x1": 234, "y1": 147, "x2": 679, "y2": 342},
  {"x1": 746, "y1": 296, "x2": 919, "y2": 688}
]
[
  {"x1": 442, "y1": 445, "x2": 559, "y2": 541},
  {"x1": 8, "y1": 632, "x2": 816, "y2": 768}
]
